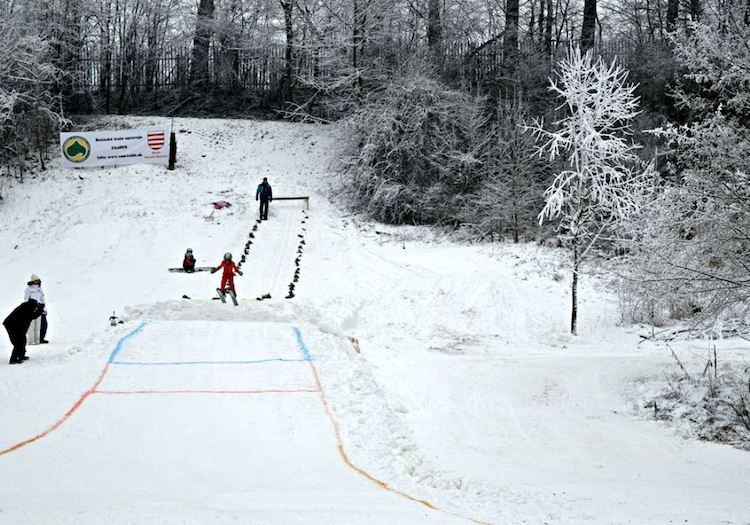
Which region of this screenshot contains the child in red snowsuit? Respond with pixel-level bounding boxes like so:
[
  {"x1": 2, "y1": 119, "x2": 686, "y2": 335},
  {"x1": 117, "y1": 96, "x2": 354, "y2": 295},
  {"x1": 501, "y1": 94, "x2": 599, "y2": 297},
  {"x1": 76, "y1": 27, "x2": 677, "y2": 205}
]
[{"x1": 212, "y1": 252, "x2": 243, "y2": 293}]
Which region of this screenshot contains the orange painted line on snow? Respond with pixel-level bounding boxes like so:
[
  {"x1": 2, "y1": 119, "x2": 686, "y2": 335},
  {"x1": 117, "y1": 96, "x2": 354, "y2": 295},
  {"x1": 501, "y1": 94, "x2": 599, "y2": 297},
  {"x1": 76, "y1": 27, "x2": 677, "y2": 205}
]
[
  {"x1": 0, "y1": 379, "x2": 317, "y2": 456},
  {"x1": 306, "y1": 360, "x2": 492, "y2": 525},
  {"x1": 95, "y1": 389, "x2": 318, "y2": 395},
  {"x1": 0, "y1": 322, "x2": 149, "y2": 456},
  {"x1": 0, "y1": 363, "x2": 112, "y2": 457}
]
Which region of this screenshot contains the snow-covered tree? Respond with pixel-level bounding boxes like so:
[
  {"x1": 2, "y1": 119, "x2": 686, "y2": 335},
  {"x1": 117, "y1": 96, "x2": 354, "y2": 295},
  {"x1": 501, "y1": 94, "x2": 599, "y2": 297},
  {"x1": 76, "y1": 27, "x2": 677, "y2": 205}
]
[
  {"x1": 341, "y1": 62, "x2": 486, "y2": 224},
  {"x1": 528, "y1": 48, "x2": 655, "y2": 334},
  {"x1": 471, "y1": 101, "x2": 551, "y2": 242},
  {"x1": 619, "y1": 15, "x2": 750, "y2": 333},
  {"x1": 0, "y1": 10, "x2": 67, "y2": 185}
]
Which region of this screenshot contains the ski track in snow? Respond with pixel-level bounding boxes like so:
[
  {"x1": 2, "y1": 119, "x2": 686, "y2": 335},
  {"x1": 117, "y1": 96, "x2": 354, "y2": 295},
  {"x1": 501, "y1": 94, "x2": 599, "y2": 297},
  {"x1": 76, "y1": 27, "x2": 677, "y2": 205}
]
[{"x1": 0, "y1": 116, "x2": 749, "y2": 524}]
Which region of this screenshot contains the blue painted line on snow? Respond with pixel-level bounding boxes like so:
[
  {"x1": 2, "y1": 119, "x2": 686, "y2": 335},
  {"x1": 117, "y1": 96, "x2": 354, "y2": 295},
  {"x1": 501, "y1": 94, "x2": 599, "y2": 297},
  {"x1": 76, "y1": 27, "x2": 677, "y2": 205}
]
[
  {"x1": 112, "y1": 357, "x2": 309, "y2": 366},
  {"x1": 292, "y1": 326, "x2": 314, "y2": 361},
  {"x1": 107, "y1": 322, "x2": 312, "y2": 366},
  {"x1": 108, "y1": 321, "x2": 149, "y2": 363}
]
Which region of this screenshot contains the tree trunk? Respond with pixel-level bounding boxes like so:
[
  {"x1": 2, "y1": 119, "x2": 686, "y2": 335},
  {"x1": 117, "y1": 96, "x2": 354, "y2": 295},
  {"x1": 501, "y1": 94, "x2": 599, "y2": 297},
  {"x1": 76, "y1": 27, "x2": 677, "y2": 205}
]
[
  {"x1": 511, "y1": 160, "x2": 520, "y2": 242},
  {"x1": 352, "y1": 0, "x2": 365, "y2": 96},
  {"x1": 538, "y1": 0, "x2": 545, "y2": 45},
  {"x1": 190, "y1": 0, "x2": 215, "y2": 86},
  {"x1": 655, "y1": 0, "x2": 665, "y2": 41},
  {"x1": 645, "y1": 0, "x2": 655, "y2": 41},
  {"x1": 666, "y1": 0, "x2": 678, "y2": 32},
  {"x1": 544, "y1": 0, "x2": 553, "y2": 54},
  {"x1": 504, "y1": 0, "x2": 519, "y2": 65},
  {"x1": 36, "y1": 126, "x2": 46, "y2": 171},
  {"x1": 427, "y1": 0, "x2": 442, "y2": 68},
  {"x1": 281, "y1": 0, "x2": 295, "y2": 105},
  {"x1": 100, "y1": 24, "x2": 112, "y2": 114},
  {"x1": 529, "y1": 1, "x2": 536, "y2": 41},
  {"x1": 63, "y1": 0, "x2": 80, "y2": 96},
  {"x1": 571, "y1": 237, "x2": 579, "y2": 335},
  {"x1": 117, "y1": 56, "x2": 129, "y2": 114},
  {"x1": 580, "y1": 0, "x2": 596, "y2": 54},
  {"x1": 145, "y1": 8, "x2": 160, "y2": 93},
  {"x1": 689, "y1": 0, "x2": 700, "y2": 21}
]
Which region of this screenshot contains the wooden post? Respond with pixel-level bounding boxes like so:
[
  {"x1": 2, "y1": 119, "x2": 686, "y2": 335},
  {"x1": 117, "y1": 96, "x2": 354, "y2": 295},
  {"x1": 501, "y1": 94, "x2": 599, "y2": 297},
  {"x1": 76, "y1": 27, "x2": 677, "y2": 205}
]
[
  {"x1": 168, "y1": 131, "x2": 177, "y2": 170},
  {"x1": 571, "y1": 237, "x2": 579, "y2": 335}
]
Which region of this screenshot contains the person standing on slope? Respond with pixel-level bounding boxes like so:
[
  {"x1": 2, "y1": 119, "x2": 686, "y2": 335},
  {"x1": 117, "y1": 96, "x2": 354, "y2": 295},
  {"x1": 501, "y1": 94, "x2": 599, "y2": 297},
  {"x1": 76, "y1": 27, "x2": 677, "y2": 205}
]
[
  {"x1": 4, "y1": 298, "x2": 44, "y2": 364},
  {"x1": 24, "y1": 274, "x2": 49, "y2": 344},
  {"x1": 212, "y1": 252, "x2": 243, "y2": 293},
  {"x1": 256, "y1": 177, "x2": 273, "y2": 220}
]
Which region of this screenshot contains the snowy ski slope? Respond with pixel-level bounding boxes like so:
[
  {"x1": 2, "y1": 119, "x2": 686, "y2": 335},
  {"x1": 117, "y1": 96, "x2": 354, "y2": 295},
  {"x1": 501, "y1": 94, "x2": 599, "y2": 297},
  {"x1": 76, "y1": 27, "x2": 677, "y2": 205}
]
[
  {"x1": 0, "y1": 320, "x2": 458, "y2": 523},
  {"x1": 0, "y1": 116, "x2": 749, "y2": 524}
]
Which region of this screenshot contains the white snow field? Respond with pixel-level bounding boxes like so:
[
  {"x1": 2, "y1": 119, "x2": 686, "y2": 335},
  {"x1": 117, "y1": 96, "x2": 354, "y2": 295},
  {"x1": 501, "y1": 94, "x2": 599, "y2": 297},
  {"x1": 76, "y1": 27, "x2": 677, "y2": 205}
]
[
  {"x1": 1, "y1": 116, "x2": 749, "y2": 524},
  {"x1": 0, "y1": 319, "x2": 454, "y2": 524}
]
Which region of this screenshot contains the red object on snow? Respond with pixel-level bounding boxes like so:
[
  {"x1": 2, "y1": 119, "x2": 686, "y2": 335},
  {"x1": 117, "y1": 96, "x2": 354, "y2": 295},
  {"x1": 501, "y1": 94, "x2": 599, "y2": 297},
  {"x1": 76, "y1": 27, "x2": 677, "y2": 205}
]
[{"x1": 212, "y1": 200, "x2": 232, "y2": 210}]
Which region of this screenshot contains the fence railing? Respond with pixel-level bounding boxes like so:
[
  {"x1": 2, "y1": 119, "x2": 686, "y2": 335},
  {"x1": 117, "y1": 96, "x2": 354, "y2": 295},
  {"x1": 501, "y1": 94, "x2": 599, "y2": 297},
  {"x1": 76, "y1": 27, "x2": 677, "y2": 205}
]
[
  {"x1": 76, "y1": 46, "x2": 295, "y2": 92},
  {"x1": 70, "y1": 39, "x2": 670, "y2": 108}
]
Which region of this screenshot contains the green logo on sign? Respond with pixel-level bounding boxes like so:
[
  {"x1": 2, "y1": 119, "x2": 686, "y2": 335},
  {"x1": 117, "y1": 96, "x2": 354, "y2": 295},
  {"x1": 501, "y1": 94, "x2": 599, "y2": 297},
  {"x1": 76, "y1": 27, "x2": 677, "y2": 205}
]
[{"x1": 62, "y1": 136, "x2": 91, "y2": 163}]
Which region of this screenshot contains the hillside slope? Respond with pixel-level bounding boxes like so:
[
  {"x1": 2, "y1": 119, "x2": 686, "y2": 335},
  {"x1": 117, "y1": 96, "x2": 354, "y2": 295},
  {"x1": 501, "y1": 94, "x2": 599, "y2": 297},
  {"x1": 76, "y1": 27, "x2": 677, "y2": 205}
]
[{"x1": 0, "y1": 116, "x2": 749, "y2": 524}]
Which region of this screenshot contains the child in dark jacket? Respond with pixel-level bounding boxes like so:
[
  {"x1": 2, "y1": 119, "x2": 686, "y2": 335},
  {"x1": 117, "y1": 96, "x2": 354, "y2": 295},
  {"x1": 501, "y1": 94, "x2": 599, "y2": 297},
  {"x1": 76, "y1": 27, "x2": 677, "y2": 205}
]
[{"x1": 183, "y1": 248, "x2": 196, "y2": 272}]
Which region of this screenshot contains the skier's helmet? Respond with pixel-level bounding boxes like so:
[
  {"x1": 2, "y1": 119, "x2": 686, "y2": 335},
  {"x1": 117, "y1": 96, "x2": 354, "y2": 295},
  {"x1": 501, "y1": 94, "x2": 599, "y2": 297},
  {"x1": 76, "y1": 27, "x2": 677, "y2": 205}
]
[
  {"x1": 223, "y1": 252, "x2": 232, "y2": 261},
  {"x1": 186, "y1": 248, "x2": 192, "y2": 253}
]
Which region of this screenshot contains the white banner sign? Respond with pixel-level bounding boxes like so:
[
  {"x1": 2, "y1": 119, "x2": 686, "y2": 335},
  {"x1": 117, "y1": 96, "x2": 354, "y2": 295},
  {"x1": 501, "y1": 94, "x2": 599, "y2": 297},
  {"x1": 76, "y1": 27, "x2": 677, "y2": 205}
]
[{"x1": 60, "y1": 128, "x2": 169, "y2": 168}]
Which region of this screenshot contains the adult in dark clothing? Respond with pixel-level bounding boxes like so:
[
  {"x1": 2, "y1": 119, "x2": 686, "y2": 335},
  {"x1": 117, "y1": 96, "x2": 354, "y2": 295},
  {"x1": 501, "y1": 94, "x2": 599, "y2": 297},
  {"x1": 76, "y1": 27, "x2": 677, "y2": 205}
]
[
  {"x1": 256, "y1": 177, "x2": 273, "y2": 220},
  {"x1": 4, "y1": 298, "x2": 43, "y2": 364}
]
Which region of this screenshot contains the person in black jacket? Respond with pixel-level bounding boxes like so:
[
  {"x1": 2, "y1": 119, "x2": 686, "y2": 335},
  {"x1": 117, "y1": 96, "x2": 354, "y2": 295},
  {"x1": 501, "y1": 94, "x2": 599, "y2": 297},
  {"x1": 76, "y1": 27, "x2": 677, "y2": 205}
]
[
  {"x1": 256, "y1": 177, "x2": 273, "y2": 220},
  {"x1": 4, "y1": 298, "x2": 43, "y2": 364}
]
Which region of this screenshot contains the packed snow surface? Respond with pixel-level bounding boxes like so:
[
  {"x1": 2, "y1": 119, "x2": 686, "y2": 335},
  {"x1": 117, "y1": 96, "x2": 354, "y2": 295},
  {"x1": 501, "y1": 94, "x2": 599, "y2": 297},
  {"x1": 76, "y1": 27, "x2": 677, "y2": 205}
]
[{"x1": 0, "y1": 116, "x2": 749, "y2": 524}]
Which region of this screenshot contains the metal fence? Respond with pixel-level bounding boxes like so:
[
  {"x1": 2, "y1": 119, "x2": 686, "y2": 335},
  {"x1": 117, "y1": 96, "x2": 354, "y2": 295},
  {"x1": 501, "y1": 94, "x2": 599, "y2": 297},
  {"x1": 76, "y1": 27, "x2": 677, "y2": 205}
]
[{"x1": 70, "y1": 39, "x2": 669, "y2": 110}]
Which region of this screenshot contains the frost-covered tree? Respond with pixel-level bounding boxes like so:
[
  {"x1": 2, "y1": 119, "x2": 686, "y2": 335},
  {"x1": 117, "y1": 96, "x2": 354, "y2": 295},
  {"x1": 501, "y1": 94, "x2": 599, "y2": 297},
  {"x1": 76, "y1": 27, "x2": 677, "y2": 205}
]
[
  {"x1": 341, "y1": 63, "x2": 486, "y2": 224},
  {"x1": 471, "y1": 101, "x2": 551, "y2": 242},
  {"x1": 0, "y1": 9, "x2": 67, "y2": 186},
  {"x1": 289, "y1": 0, "x2": 402, "y2": 119},
  {"x1": 340, "y1": 62, "x2": 556, "y2": 238},
  {"x1": 619, "y1": 15, "x2": 750, "y2": 332},
  {"x1": 528, "y1": 48, "x2": 655, "y2": 334}
]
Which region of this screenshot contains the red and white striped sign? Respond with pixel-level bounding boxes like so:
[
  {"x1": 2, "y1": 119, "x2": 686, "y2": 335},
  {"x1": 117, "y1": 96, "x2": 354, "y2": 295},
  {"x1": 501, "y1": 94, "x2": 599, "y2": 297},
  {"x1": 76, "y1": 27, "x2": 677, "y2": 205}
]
[{"x1": 147, "y1": 131, "x2": 165, "y2": 151}]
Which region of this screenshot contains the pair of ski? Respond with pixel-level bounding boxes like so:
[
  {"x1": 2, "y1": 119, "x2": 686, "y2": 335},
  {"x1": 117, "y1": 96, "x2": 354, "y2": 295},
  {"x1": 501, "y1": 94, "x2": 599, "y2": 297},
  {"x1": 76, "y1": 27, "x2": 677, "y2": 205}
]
[
  {"x1": 168, "y1": 266, "x2": 213, "y2": 273},
  {"x1": 216, "y1": 288, "x2": 238, "y2": 306}
]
